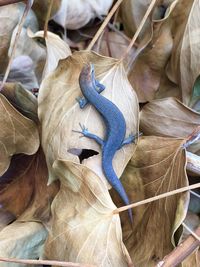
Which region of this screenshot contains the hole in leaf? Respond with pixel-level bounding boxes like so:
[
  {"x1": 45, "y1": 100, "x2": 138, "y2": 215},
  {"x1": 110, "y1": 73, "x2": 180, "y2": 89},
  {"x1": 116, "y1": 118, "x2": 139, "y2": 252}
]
[{"x1": 68, "y1": 148, "x2": 99, "y2": 163}]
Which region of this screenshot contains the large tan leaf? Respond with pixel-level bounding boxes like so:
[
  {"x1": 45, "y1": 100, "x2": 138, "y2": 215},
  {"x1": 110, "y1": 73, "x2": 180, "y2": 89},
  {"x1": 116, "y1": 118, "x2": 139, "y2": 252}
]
[
  {"x1": 0, "y1": 221, "x2": 47, "y2": 266},
  {"x1": 0, "y1": 94, "x2": 39, "y2": 176},
  {"x1": 0, "y1": 148, "x2": 59, "y2": 221},
  {"x1": 38, "y1": 51, "x2": 139, "y2": 186},
  {"x1": 44, "y1": 160, "x2": 132, "y2": 267},
  {"x1": 140, "y1": 97, "x2": 200, "y2": 137},
  {"x1": 128, "y1": 0, "x2": 178, "y2": 102},
  {"x1": 113, "y1": 136, "x2": 189, "y2": 267},
  {"x1": 53, "y1": 0, "x2": 113, "y2": 30}
]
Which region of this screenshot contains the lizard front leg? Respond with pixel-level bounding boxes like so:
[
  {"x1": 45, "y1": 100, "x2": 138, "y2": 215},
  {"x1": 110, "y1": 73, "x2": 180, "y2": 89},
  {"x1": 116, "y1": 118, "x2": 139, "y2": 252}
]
[{"x1": 73, "y1": 123, "x2": 105, "y2": 147}]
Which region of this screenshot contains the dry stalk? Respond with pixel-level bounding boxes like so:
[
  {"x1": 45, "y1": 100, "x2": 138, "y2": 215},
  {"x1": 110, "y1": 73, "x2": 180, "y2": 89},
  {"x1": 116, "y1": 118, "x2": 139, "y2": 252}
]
[
  {"x1": 0, "y1": 257, "x2": 96, "y2": 267},
  {"x1": 87, "y1": 0, "x2": 124, "y2": 51},
  {"x1": 155, "y1": 226, "x2": 200, "y2": 267}
]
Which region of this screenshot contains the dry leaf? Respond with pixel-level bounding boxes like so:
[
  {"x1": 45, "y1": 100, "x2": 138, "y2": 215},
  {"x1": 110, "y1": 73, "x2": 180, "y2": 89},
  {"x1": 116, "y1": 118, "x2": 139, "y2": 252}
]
[
  {"x1": 1, "y1": 82, "x2": 38, "y2": 122},
  {"x1": 53, "y1": 0, "x2": 114, "y2": 30},
  {"x1": 120, "y1": 0, "x2": 152, "y2": 38},
  {"x1": 32, "y1": 0, "x2": 61, "y2": 28},
  {"x1": 0, "y1": 148, "x2": 59, "y2": 221},
  {"x1": 93, "y1": 31, "x2": 134, "y2": 61},
  {"x1": 140, "y1": 97, "x2": 200, "y2": 138},
  {"x1": 128, "y1": 0, "x2": 178, "y2": 102},
  {"x1": 0, "y1": 4, "x2": 22, "y2": 73},
  {"x1": 179, "y1": 0, "x2": 200, "y2": 105},
  {"x1": 0, "y1": 221, "x2": 47, "y2": 266},
  {"x1": 44, "y1": 160, "x2": 132, "y2": 267},
  {"x1": 38, "y1": 51, "x2": 139, "y2": 186},
  {"x1": 116, "y1": 136, "x2": 189, "y2": 266},
  {"x1": 0, "y1": 93, "x2": 39, "y2": 176},
  {"x1": 28, "y1": 29, "x2": 71, "y2": 79}
]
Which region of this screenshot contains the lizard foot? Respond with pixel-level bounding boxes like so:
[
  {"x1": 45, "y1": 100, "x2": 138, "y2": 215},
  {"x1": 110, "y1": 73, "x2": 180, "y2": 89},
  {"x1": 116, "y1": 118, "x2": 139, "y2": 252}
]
[{"x1": 76, "y1": 96, "x2": 88, "y2": 109}]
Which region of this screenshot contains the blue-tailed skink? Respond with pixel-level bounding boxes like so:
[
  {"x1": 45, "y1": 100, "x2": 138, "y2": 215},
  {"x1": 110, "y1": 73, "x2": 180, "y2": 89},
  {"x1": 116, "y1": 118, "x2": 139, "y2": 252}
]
[{"x1": 75, "y1": 64, "x2": 135, "y2": 223}]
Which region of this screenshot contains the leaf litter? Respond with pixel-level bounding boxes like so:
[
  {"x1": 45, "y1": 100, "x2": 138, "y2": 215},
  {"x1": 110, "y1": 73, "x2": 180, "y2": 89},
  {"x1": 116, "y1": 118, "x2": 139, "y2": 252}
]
[{"x1": 0, "y1": 0, "x2": 199, "y2": 267}]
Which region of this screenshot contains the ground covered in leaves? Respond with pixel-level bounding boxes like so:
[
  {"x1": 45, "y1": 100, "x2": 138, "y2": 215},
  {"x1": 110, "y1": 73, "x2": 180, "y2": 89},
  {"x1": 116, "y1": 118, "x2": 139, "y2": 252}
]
[{"x1": 0, "y1": 0, "x2": 199, "y2": 267}]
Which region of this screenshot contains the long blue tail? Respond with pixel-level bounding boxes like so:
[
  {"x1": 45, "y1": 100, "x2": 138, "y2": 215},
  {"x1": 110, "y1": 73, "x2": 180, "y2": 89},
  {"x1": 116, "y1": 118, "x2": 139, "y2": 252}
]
[{"x1": 102, "y1": 161, "x2": 133, "y2": 223}]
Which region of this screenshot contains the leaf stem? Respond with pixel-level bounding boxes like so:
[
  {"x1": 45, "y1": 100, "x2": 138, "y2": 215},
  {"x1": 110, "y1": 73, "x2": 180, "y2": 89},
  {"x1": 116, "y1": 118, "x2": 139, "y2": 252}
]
[
  {"x1": 86, "y1": 0, "x2": 124, "y2": 51},
  {"x1": 44, "y1": 0, "x2": 54, "y2": 38},
  {"x1": 113, "y1": 183, "x2": 200, "y2": 214}
]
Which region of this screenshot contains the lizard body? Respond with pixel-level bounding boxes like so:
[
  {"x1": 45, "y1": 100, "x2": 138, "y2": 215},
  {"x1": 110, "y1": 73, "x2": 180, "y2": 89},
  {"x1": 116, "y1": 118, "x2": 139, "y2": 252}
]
[{"x1": 76, "y1": 64, "x2": 134, "y2": 223}]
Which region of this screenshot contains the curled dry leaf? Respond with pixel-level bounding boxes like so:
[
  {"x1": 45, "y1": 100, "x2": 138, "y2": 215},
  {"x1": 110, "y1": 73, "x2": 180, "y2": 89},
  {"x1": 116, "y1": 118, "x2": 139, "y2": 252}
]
[
  {"x1": 0, "y1": 221, "x2": 47, "y2": 266},
  {"x1": 28, "y1": 29, "x2": 71, "y2": 79},
  {"x1": 179, "y1": 0, "x2": 200, "y2": 105},
  {"x1": 114, "y1": 136, "x2": 189, "y2": 266},
  {"x1": 0, "y1": 94, "x2": 39, "y2": 176},
  {"x1": 32, "y1": 0, "x2": 61, "y2": 28},
  {"x1": 0, "y1": 4, "x2": 22, "y2": 73},
  {"x1": 166, "y1": 0, "x2": 200, "y2": 105},
  {"x1": 140, "y1": 97, "x2": 200, "y2": 153},
  {"x1": 38, "y1": 51, "x2": 139, "y2": 187},
  {"x1": 44, "y1": 160, "x2": 132, "y2": 267},
  {"x1": 0, "y1": 148, "x2": 59, "y2": 221},
  {"x1": 120, "y1": 0, "x2": 152, "y2": 38},
  {"x1": 1, "y1": 82, "x2": 38, "y2": 122},
  {"x1": 140, "y1": 97, "x2": 200, "y2": 138},
  {"x1": 128, "y1": 0, "x2": 178, "y2": 102},
  {"x1": 53, "y1": 0, "x2": 113, "y2": 30}
]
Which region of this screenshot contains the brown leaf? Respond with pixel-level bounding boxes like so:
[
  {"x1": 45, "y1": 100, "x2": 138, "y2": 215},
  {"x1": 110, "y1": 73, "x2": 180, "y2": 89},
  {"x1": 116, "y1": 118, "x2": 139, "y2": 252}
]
[
  {"x1": 93, "y1": 31, "x2": 134, "y2": 60},
  {"x1": 1, "y1": 82, "x2": 38, "y2": 122},
  {"x1": 128, "y1": 1, "x2": 178, "y2": 102},
  {"x1": 44, "y1": 160, "x2": 132, "y2": 267},
  {"x1": 182, "y1": 248, "x2": 200, "y2": 267},
  {"x1": 166, "y1": 0, "x2": 199, "y2": 105},
  {"x1": 114, "y1": 136, "x2": 189, "y2": 266},
  {"x1": 38, "y1": 51, "x2": 139, "y2": 187},
  {"x1": 140, "y1": 97, "x2": 200, "y2": 138},
  {"x1": 0, "y1": 148, "x2": 59, "y2": 221},
  {"x1": 0, "y1": 4, "x2": 22, "y2": 73},
  {"x1": 0, "y1": 93, "x2": 39, "y2": 176}
]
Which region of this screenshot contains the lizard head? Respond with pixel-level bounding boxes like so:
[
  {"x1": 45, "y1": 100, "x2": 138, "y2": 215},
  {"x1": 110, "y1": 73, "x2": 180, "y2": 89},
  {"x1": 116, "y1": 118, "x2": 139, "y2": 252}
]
[{"x1": 80, "y1": 63, "x2": 94, "y2": 83}]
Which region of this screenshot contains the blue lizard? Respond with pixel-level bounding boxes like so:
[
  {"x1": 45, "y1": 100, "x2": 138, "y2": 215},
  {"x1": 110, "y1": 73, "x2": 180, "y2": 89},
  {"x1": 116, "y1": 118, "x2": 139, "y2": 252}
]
[{"x1": 75, "y1": 64, "x2": 136, "y2": 223}]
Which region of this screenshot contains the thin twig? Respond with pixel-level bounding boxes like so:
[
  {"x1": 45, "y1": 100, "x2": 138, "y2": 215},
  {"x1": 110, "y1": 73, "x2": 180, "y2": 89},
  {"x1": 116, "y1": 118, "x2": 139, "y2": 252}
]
[
  {"x1": 97, "y1": 14, "x2": 131, "y2": 42},
  {"x1": 44, "y1": 0, "x2": 54, "y2": 38},
  {"x1": 155, "y1": 226, "x2": 200, "y2": 267},
  {"x1": 182, "y1": 222, "x2": 200, "y2": 242},
  {"x1": 0, "y1": 0, "x2": 33, "y2": 91},
  {"x1": 190, "y1": 190, "x2": 200, "y2": 199},
  {"x1": 0, "y1": 0, "x2": 23, "y2": 6},
  {"x1": 120, "y1": 0, "x2": 157, "y2": 61},
  {"x1": 0, "y1": 257, "x2": 96, "y2": 267},
  {"x1": 113, "y1": 183, "x2": 200, "y2": 214},
  {"x1": 87, "y1": 0, "x2": 124, "y2": 51}
]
